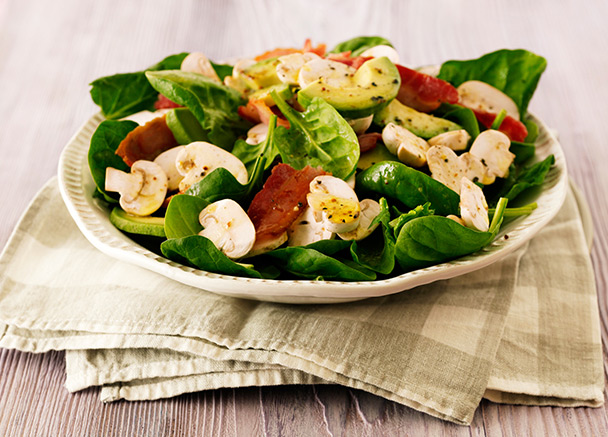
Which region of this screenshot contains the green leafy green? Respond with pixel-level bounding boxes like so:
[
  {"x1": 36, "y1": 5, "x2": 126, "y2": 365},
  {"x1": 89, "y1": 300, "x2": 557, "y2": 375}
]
[
  {"x1": 437, "y1": 49, "x2": 547, "y2": 116},
  {"x1": 88, "y1": 120, "x2": 138, "y2": 202},
  {"x1": 389, "y1": 203, "x2": 435, "y2": 239},
  {"x1": 161, "y1": 236, "x2": 266, "y2": 279},
  {"x1": 271, "y1": 91, "x2": 359, "y2": 180},
  {"x1": 164, "y1": 194, "x2": 209, "y2": 239},
  {"x1": 145, "y1": 70, "x2": 250, "y2": 150},
  {"x1": 523, "y1": 119, "x2": 539, "y2": 143},
  {"x1": 501, "y1": 155, "x2": 555, "y2": 201},
  {"x1": 350, "y1": 198, "x2": 396, "y2": 275},
  {"x1": 510, "y1": 141, "x2": 536, "y2": 164},
  {"x1": 395, "y1": 199, "x2": 506, "y2": 271},
  {"x1": 210, "y1": 61, "x2": 234, "y2": 81},
  {"x1": 330, "y1": 36, "x2": 394, "y2": 56},
  {"x1": 265, "y1": 247, "x2": 376, "y2": 281},
  {"x1": 356, "y1": 161, "x2": 460, "y2": 216},
  {"x1": 90, "y1": 53, "x2": 188, "y2": 120},
  {"x1": 432, "y1": 103, "x2": 480, "y2": 142}
]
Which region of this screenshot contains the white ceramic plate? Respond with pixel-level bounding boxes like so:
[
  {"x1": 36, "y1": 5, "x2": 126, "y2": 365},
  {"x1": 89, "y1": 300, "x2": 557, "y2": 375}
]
[{"x1": 58, "y1": 112, "x2": 567, "y2": 304}]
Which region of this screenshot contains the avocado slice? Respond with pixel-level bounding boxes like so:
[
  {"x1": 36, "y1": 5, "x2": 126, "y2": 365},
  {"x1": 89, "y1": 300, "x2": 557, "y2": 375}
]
[
  {"x1": 110, "y1": 207, "x2": 166, "y2": 237},
  {"x1": 249, "y1": 83, "x2": 294, "y2": 106},
  {"x1": 298, "y1": 57, "x2": 401, "y2": 119},
  {"x1": 166, "y1": 108, "x2": 208, "y2": 144},
  {"x1": 357, "y1": 143, "x2": 400, "y2": 171},
  {"x1": 241, "y1": 57, "x2": 282, "y2": 89},
  {"x1": 373, "y1": 99, "x2": 462, "y2": 139}
]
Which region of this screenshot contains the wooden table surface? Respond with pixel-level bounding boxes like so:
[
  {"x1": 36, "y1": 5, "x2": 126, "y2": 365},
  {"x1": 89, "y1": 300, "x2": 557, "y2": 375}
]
[{"x1": 1, "y1": 0, "x2": 606, "y2": 435}]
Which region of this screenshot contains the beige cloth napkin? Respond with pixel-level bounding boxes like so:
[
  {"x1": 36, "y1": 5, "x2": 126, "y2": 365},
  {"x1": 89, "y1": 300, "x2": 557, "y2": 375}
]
[{"x1": 0, "y1": 178, "x2": 603, "y2": 425}]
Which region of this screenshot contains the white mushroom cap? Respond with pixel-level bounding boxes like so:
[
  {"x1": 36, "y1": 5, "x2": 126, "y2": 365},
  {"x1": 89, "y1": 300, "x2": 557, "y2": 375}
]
[
  {"x1": 153, "y1": 146, "x2": 185, "y2": 191},
  {"x1": 287, "y1": 206, "x2": 334, "y2": 247},
  {"x1": 176, "y1": 142, "x2": 248, "y2": 192},
  {"x1": 276, "y1": 52, "x2": 321, "y2": 85},
  {"x1": 298, "y1": 58, "x2": 356, "y2": 89},
  {"x1": 426, "y1": 145, "x2": 464, "y2": 193},
  {"x1": 347, "y1": 115, "x2": 373, "y2": 135},
  {"x1": 359, "y1": 45, "x2": 400, "y2": 65},
  {"x1": 459, "y1": 152, "x2": 496, "y2": 185},
  {"x1": 122, "y1": 109, "x2": 170, "y2": 125},
  {"x1": 181, "y1": 52, "x2": 221, "y2": 82},
  {"x1": 105, "y1": 160, "x2": 168, "y2": 216},
  {"x1": 428, "y1": 129, "x2": 471, "y2": 152},
  {"x1": 457, "y1": 80, "x2": 520, "y2": 120},
  {"x1": 245, "y1": 123, "x2": 269, "y2": 145},
  {"x1": 337, "y1": 199, "x2": 382, "y2": 241},
  {"x1": 198, "y1": 199, "x2": 256, "y2": 259},
  {"x1": 382, "y1": 123, "x2": 430, "y2": 168},
  {"x1": 307, "y1": 175, "x2": 361, "y2": 233},
  {"x1": 459, "y1": 177, "x2": 489, "y2": 232},
  {"x1": 469, "y1": 130, "x2": 515, "y2": 179}
]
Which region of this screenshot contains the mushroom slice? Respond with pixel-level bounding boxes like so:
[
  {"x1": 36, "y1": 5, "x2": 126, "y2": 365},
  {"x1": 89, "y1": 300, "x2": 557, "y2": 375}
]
[
  {"x1": 382, "y1": 123, "x2": 429, "y2": 167},
  {"x1": 457, "y1": 80, "x2": 520, "y2": 120},
  {"x1": 198, "y1": 199, "x2": 256, "y2": 259},
  {"x1": 469, "y1": 130, "x2": 515, "y2": 179},
  {"x1": 276, "y1": 52, "x2": 321, "y2": 85},
  {"x1": 248, "y1": 232, "x2": 288, "y2": 257},
  {"x1": 426, "y1": 145, "x2": 464, "y2": 193},
  {"x1": 245, "y1": 123, "x2": 269, "y2": 145},
  {"x1": 337, "y1": 199, "x2": 382, "y2": 241},
  {"x1": 287, "y1": 206, "x2": 334, "y2": 247},
  {"x1": 307, "y1": 175, "x2": 361, "y2": 234},
  {"x1": 459, "y1": 177, "x2": 489, "y2": 232},
  {"x1": 105, "y1": 160, "x2": 168, "y2": 216},
  {"x1": 176, "y1": 142, "x2": 248, "y2": 192},
  {"x1": 298, "y1": 58, "x2": 356, "y2": 89},
  {"x1": 347, "y1": 115, "x2": 374, "y2": 135},
  {"x1": 359, "y1": 45, "x2": 400, "y2": 65},
  {"x1": 428, "y1": 129, "x2": 471, "y2": 151},
  {"x1": 181, "y1": 52, "x2": 221, "y2": 82},
  {"x1": 153, "y1": 146, "x2": 185, "y2": 192},
  {"x1": 459, "y1": 152, "x2": 496, "y2": 185}
]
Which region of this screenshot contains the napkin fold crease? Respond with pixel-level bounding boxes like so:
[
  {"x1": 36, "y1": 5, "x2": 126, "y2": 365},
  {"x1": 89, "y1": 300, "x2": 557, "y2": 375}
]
[{"x1": 0, "y1": 178, "x2": 603, "y2": 425}]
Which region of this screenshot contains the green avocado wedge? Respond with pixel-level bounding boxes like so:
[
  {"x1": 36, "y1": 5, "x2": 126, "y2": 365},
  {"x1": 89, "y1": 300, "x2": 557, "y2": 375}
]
[
  {"x1": 110, "y1": 207, "x2": 166, "y2": 237},
  {"x1": 298, "y1": 56, "x2": 401, "y2": 119},
  {"x1": 374, "y1": 99, "x2": 463, "y2": 139}
]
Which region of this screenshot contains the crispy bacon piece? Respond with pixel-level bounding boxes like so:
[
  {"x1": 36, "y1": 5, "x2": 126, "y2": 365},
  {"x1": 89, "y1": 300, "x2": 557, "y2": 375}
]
[
  {"x1": 357, "y1": 133, "x2": 383, "y2": 153},
  {"x1": 472, "y1": 109, "x2": 528, "y2": 142},
  {"x1": 238, "y1": 99, "x2": 290, "y2": 128},
  {"x1": 254, "y1": 39, "x2": 326, "y2": 61},
  {"x1": 154, "y1": 94, "x2": 182, "y2": 110},
  {"x1": 247, "y1": 164, "x2": 327, "y2": 247},
  {"x1": 396, "y1": 64, "x2": 459, "y2": 112},
  {"x1": 326, "y1": 52, "x2": 373, "y2": 69},
  {"x1": 115, "y1": 115, "x2": 179, "y2": 166}
]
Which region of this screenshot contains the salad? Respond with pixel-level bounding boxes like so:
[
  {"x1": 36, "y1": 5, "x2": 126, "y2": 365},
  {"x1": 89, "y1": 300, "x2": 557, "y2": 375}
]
[{"x1": 87, "y1": 36, "x2": 552, "y2": 282}]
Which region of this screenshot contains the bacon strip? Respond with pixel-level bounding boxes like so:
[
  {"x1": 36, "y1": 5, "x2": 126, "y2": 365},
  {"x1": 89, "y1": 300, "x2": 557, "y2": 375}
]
[
  {"x1": 115, "y1": 115, "x2": 179, "y2": 166},
  {"x1": 238, "y1": 99, "x2": 290, "y2": 128},
  {"x1": 396, "y1": 64, "x2": 459, "y2": 112},
  {"x1": 154, "y1": 94, "x2": 182, "y2": 110},
  {"x1": 247, "y1": 164, "x2": 327, "y2": 246},
  {"x1": 326, "y1": 52, "x2": 373, "y2": 70},
  {"x1": 357, "y1": 133, "x2": 383, "y2": 153}
]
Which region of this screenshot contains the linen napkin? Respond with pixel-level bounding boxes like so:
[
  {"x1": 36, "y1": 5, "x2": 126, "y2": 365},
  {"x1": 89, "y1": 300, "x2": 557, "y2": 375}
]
[{"x1": 0, "y1": 178, "x2": 602, "y2": 425}]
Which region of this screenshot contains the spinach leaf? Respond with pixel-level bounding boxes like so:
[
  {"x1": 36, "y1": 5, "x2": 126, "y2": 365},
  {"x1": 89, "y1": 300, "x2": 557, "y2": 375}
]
[
  {"x1": 433, "y1": 103, "x2": 480, "y2": 141},
  {"x1": 351, "y1": 198, "x2": 396, "y2": 275},
  {"x1": 161, "y1": 235, "x2": 265, "y2": 279},
  {"x1": 330, "y1": 36, "x2": 394, "y2": 56},
  {"x1": 145, "y1": 70, "x2": 250, "y2": 150},
  {"x1": 232, "y1": 137, "x2": 279, "y2": 175},
  {"x1": 510, "y1": 141, "x2": 536, "y2": 164},
  {"x1": 394, "y1": 199, "x2": 506, "y2": 271},
  {"x1": 164, "y1": 194, "x2": 209, "y2": 239},
  {"x1": 501, "y1": 155, "x2": 555, "y2": 201},
  {"x1": 271, "y1": 91, "x2": 359, "y2": 180},
  {"x1": 437, "y1": 49, "x2": 547, "y2": 116},
  {"x1": 88, "y1": 120, "x2": 138, "y2": 202},
  {"x1": 90, "y1": 53, "x2": 188, "y2": 120},
  {"x1": 210, "y1": 61, "x2": 234, "y2": 81},
  {"x1": 356, "y1": 161, "x2": 460, "y2": 216},
  {"x1": 185, "y1": 117, "x2": 277, "y2": 205},
  {"x1": 265, "y1": 247, "x2": 376, "y2": 281},
  {"x1": 523, "y1": 118, "x2": 539, "y2": 143},
  {"x1": 389, "y1": 203, "x2": 434, "y2": 238}
]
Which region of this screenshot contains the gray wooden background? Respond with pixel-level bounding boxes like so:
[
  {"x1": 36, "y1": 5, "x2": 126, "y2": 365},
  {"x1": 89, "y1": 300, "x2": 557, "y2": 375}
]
[{"x1": 1, "y1": 0, "x2": 607, "y2": 435}]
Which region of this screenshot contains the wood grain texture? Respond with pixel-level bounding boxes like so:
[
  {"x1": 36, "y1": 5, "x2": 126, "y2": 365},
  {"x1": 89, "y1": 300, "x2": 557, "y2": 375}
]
[{"x1": 0, "y1": 0, "x2": 606, "y2": 435}]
